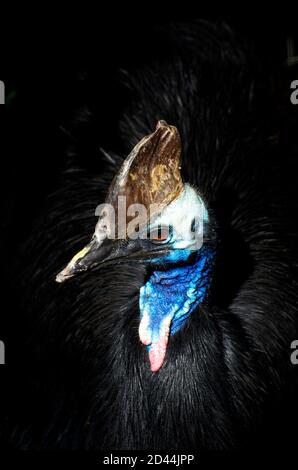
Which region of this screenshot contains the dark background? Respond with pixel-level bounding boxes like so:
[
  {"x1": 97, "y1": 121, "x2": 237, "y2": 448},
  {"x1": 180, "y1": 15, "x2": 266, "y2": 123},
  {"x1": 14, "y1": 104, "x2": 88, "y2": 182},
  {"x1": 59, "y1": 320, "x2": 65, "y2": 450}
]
[
  {"x1": 1, "y1": 12, "x2": 298, "y2": 244},
  {"x1": 0, "y1": 11, "x2": 298, "y2": 454}
]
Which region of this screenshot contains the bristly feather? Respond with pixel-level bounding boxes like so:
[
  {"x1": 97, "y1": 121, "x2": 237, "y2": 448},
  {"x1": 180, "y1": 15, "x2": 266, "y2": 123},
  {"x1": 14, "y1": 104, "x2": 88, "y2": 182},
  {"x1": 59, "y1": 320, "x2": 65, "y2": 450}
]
[{"x1": 1, "y1": 21, "x2": 298, "y2": 450}]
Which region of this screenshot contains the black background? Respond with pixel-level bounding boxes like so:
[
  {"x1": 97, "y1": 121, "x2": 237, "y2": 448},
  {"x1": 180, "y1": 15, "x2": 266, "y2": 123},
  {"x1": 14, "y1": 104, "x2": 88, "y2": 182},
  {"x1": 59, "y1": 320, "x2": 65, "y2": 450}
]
[
  {"x1": 0, "y1": 9, "x2": 298, "y2": 457},
  {"x1": 1, "y1": 11, "x2": 297, "y2": 243}
]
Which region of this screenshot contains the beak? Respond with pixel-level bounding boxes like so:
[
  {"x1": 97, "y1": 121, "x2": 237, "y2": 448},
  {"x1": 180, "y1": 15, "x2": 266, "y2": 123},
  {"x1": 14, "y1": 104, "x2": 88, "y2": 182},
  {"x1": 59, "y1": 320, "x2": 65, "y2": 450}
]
[
  {"x1": 56, "y1": 237, "x2": 170, "y2": 283},
  {"x1": 55, "y1": 238, "x2": 118, "y2": 283}
]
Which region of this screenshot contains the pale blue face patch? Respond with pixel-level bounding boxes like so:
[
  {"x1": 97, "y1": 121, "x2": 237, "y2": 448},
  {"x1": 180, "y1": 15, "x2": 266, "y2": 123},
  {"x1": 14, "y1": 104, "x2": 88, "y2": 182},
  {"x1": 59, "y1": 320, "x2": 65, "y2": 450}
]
[{"x1": 146, "y1": 184, "x2": 209, "y2": 252}]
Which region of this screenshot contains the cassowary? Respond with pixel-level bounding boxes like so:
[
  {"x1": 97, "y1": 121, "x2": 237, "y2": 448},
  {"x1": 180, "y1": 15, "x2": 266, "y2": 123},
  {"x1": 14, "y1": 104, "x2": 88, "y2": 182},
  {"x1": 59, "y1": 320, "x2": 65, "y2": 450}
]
[
  {"x1": 1, "y1": 22, "x2": 298, "y2": 450},
  {"x1": 56, "y1": 120, "x2": 215, "y2": 373}
]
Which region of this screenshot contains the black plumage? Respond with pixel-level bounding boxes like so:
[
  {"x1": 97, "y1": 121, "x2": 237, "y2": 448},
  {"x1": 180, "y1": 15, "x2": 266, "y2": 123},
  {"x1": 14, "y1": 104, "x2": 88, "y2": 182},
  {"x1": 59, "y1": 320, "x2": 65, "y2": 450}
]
[{"x1": 1, "y1": 21, "x2": 298, "y2": 450}]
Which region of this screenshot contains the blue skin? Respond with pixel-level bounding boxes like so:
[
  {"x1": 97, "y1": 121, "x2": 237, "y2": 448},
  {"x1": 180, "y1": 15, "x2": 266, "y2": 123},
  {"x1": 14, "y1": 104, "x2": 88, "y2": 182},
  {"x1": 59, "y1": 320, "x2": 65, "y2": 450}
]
[{"x1": 139, "y1": 246, "x2": 215, "y2": 346}]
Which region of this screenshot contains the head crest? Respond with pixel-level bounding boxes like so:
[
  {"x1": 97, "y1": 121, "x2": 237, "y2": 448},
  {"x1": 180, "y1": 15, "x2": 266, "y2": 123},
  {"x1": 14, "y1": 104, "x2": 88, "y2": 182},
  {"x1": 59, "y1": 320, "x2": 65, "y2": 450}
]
[{"x1": 106, "y1": 120, "x2": 184, "y2": 216}]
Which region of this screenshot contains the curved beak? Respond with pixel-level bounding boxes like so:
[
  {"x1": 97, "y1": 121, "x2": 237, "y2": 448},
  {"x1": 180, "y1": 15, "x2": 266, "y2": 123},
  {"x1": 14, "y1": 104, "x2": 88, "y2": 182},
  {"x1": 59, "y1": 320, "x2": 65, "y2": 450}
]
[
  {"x1": 55, "y1": 238, "x2": 116, "y2": 283},
  {"x1": 55, "y1": 237, "x2": 170, "y2": 283}
]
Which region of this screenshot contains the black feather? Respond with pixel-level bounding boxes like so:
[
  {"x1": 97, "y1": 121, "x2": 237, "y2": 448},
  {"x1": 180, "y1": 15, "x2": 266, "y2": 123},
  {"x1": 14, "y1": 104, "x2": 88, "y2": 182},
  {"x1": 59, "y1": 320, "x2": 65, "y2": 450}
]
[{"x1": 1, "y1": 21, "x2": 298, "y2": 450}]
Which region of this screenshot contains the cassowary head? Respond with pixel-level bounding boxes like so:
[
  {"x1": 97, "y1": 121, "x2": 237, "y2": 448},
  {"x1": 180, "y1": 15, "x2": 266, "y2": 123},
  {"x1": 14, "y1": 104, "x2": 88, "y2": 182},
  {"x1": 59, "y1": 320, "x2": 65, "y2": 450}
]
[{"x1": 56, "y1": 121, "x2": 215, "y2": 372}]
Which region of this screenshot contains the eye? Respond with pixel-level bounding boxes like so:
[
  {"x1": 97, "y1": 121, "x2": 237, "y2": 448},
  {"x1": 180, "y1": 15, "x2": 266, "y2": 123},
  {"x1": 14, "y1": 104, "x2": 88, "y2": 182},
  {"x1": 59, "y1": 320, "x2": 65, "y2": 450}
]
[{"x1": 149, "y1": 225, "x2": 172, "y2": 243}]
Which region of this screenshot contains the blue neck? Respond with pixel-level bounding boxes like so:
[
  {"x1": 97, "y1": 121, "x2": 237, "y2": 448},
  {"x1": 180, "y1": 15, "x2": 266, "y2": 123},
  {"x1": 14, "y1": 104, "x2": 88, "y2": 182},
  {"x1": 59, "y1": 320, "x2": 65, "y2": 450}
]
[{"x1": 139, "y1": 246, "x2": 215, "y2": 366}]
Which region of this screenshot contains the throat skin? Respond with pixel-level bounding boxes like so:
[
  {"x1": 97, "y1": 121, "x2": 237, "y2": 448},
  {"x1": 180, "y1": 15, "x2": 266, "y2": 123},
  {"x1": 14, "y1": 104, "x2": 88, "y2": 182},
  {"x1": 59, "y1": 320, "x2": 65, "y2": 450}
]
[{"x1": 139, "y1": 246, "x2": 215, "y2": 372}]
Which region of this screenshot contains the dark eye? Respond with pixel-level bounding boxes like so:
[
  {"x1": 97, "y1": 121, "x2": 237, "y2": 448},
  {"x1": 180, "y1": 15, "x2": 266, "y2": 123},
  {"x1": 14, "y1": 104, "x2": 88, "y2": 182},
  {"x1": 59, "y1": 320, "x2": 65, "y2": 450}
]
[{"x1": 149, "y1": 225, "x2": 171, "y2": 243}]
